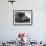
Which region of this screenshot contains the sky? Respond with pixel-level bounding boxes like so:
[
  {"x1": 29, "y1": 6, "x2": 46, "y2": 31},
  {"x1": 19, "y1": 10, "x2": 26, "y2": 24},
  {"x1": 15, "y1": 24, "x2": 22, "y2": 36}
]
[{"x1": 0, "y1": 0, "x2": 46, "y2": 42}]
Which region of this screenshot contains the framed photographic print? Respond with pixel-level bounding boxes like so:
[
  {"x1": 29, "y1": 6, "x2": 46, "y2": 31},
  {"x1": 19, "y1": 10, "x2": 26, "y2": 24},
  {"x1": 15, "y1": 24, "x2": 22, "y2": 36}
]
[{"x1": 13, "y1": 10, "x2": 32, "y2": 25}]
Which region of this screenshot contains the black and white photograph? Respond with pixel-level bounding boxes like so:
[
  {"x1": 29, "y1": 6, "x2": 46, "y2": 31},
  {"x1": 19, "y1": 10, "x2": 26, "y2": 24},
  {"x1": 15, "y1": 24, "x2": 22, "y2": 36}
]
[
  {"x1": 13, "y1": 10, "x2": 32, "y2": 25},
  {"x1": 0, "y1": 0, "x2": 46, "y2": 46}
]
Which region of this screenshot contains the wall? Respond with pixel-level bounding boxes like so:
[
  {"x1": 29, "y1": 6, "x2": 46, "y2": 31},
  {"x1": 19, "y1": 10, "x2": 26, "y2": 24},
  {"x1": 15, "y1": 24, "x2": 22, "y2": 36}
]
[{"x1": 0, "y1": 0, "x2": 46, "y2": 42}]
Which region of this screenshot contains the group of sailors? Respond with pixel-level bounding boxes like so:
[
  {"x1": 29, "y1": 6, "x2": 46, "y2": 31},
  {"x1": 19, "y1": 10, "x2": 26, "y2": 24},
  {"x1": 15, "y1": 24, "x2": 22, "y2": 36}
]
[{"x1": 0, "y1": 33, "x2": 46, "y2": 46}]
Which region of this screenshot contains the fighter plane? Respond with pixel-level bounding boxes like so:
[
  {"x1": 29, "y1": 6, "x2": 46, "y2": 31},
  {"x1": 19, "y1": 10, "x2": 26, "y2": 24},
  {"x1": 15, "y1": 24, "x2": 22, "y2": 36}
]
[{"x1": 8, "y1": 0, "x2": 16, "y2": 4}]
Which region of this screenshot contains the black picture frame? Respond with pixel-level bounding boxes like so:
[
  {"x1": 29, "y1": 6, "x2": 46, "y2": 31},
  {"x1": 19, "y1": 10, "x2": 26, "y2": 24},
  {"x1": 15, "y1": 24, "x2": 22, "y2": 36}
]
[{"x1": 13, "y1": 10, "x2": 33, "y2": 26}]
